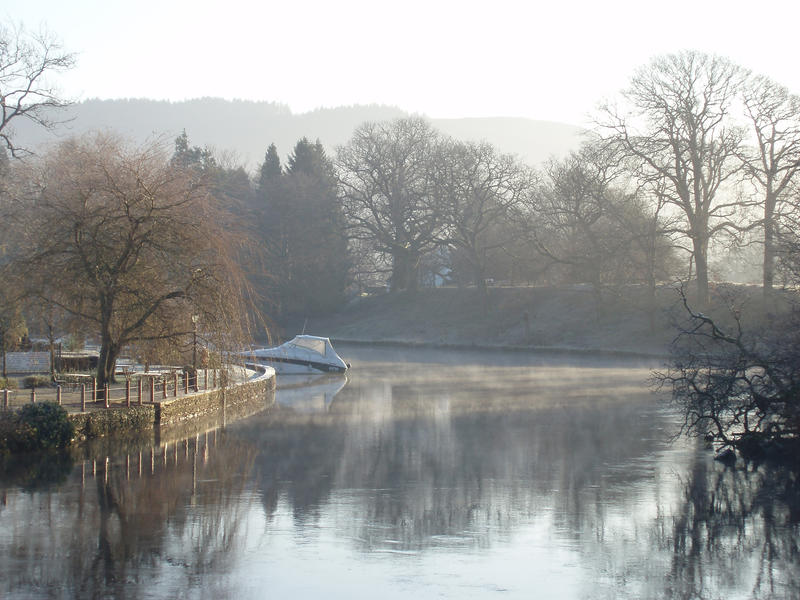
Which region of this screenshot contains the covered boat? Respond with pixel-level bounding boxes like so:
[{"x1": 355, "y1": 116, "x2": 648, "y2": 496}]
[{"x1": 244, "y1": 335, "x2": 349, "y2": 374}]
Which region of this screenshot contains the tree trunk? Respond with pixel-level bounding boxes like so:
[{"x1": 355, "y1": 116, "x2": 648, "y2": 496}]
[
  {"x1": 693, "y1": 236, "x2": 710, "y2": 308},
  {"x1": 473, "y1": 261, "x2": 489, "y2": 315},
  {"x1": 390, "y1": 250, "x2": 409, "y2": 292},
  {"x1": 96, "y1": 334, "x2": 120, "y2": 392},
  {"x1": 590, "y1": 281, "x2": 603, "y2": 320},
  {"x1": 646, "y1": 271, "x2": 657, "y2": 333},
  {"x1": 48, "y1": 324, "x2": 56, "y2": 377},
  {"x1": 391, "y1": 247, "x2": 420, "y2": 293},
  {"x1": 0, "y1": 330, "x2": 6, "y2": 378},
  {"x1": 763, "y1": 195, "x2": 776, "y2": 299}
]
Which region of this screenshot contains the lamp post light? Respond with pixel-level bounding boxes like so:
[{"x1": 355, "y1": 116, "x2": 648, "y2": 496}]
[{"x1": 191, "y1": 314, "x2": 199, "y2": 391}]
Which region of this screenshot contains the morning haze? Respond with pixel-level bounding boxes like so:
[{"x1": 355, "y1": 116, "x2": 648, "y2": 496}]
[
  {"x1": 9, "y1": 98, "x2": 585, "y2": 169},
  {"x1": 1, "y1": 4, "x2": 799, "y2": 599}
]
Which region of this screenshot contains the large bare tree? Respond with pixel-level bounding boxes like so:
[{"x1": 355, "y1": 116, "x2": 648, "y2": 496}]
[
  {"x1": 9, "y1": 133, "x2": 253, "y2": 388},
  {"x1": 741, "y1": 75, "x2": 800, "y2": 298},
  {"x1": 337, "y1": 117, "x2": 443, "y2": 293},
  {"x1": 434, "y1": 139, "x2": 533, "y2": 308},
  {"x1": 599, "y1": 51, "x2": 746, "y2": 306},
  {"x1": 0, "y1": 21, "x2": 75, "y2": 157}
]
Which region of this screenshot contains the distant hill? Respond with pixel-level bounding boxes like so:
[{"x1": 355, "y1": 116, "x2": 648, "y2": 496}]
[{"x1": 9, "y1": 98, "x2": 584, "y2": 170}]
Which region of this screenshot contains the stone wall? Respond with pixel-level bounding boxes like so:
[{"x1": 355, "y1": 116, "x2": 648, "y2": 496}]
[
  {"x1": 70, "y1": 405, "x2": 156, "y2": 440},
  {"x1": 69, "y1": 365, "x2": 275, "y2": 442},
  {"x1": 155, "y1": 368, "x2": 276, "y2": 441}
]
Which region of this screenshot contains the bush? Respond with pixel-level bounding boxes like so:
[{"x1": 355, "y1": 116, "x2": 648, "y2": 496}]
[
  {"x1": 23, "y1": 375, "x2": 53, "y2": 389},
  {"x1": 0, "y1": 377, "x2": 18, "y2": 390},
  {"x1": 15, "y1": 403, "x2": 74, "y2": 450}
]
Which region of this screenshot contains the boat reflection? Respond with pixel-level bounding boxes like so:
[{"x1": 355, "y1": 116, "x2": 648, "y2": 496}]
[{"x1": 275, "y1": 373, "x2": 348, "y2": 413}]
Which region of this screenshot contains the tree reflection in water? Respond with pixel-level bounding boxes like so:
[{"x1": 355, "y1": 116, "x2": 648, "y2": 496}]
[
  {"x1": 0, "y1": 347, "x2": 798, "y2": 598},
  {"x1": 657, "y1": 453, "x2": 800, "y2": 599},
  {"x1": 0, "y1": 431, "x2": 258, "y2": 598}
]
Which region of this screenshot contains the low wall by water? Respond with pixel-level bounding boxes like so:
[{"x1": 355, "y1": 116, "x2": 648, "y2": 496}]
[{"x1": 67, "y1": 365, "x2": 275, "y2": 442}]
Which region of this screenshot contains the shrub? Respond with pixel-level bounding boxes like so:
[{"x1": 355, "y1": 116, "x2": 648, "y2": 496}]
[
  {"x1": 23, "y1": 375, "x2": 53, "y2": 389},
  {"x1": 15, "y1": 403, "x2": 74, "y2": 450},
  {"x1": 54, "y1": 373, "x2": 89, "y2": 384},
  {"x1": 63, "y1": 334, "x2": 84, "y2": 352},
  {"x1": 0, "y1": 377, "x2": 18, "y2": 390}
]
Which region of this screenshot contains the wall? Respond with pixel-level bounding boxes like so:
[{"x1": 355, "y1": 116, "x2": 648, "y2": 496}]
[
  {"x1": 5, "y1": 352, "x2": 50, "y2": 374},
  {"x1": 69, "y1": 366, "x2": 275, "y2": 442}
]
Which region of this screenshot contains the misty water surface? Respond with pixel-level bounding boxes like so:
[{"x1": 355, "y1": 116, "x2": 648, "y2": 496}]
[{"x1": 0, "y1": 345, "x2": 797, "y2": 599}]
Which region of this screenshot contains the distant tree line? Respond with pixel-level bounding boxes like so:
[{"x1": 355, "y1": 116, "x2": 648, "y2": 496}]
[{"x1": 221, "y1": 51, "x2": 800, "y2": 322}]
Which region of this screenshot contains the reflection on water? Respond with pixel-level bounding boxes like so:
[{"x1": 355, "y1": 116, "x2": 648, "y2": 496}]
[
  {"x1": 276, "y1": 373, "x2": 349, "y2": 413},
  {"x1": 1, "y1": 345, "x2": 798, "y2": 599}
]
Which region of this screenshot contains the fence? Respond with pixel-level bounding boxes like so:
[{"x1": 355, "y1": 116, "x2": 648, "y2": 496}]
[{"x1": 1, "y1": 368, "x2": 226, "y2": 412}]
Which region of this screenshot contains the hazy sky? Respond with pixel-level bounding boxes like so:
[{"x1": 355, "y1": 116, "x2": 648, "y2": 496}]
[{"x1": 8, "y1": 1, "x2": 800, "y2": 126}]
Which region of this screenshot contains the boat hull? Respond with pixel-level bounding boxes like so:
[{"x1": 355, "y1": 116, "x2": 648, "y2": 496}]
[
  {"x1": 257, "y1": 357, "x2": 347, "y2": 374},
  {"x1": 243, "y1": 335, "x2": 349, "y2": 375}
]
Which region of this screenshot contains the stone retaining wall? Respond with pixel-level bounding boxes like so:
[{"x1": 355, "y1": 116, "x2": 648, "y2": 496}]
[
  {"x1": 68, "y1": 365, "x2": 275, "y2": 441},
  {"x1": 155, "y1": 367, "x2": 275, "y2": 430}
]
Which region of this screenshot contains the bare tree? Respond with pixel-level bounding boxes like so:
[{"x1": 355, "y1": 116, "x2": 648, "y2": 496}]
[
  {"x1": 524, "y1": 142, "x2": 638, "y2": 312},
  {"x1": 655, "y1": 288, "x2": 800, "y2": 458},
  {"x1": 741, "y1": 75, "x2": 800, "y2": 298},
  {"x1": 8, "y1": 133, "x2": 254, "y2": 389},
  {"x1": 0, "y1": 287, "x2": 26, "y2": 379},
  {"x1": 599, "y1": 51, "x2": 747, "y2": 306},
  {"x1": 0, "y1": 21, "x2": 75, "y2": 157},
  {"x1": 433, "y1": 140, "x2": 533, "y2": 309},
  {"x1": 337, "y1": 118, "x2": 443, "y2": 293}
]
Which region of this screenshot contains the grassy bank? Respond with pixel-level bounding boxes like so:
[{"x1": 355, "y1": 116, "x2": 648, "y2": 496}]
[{"x1": 278, "y1": 283, "x2": 784, "y2": 357}]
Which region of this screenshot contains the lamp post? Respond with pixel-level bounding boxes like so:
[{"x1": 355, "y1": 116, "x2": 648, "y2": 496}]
[{"x1": 191, "y1": 314, "x2": 199, "y2": 391}]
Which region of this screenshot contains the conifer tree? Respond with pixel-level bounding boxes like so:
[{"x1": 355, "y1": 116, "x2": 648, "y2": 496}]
[
  {"x1": 262, "y1": 138, "x2": 349, "y2": 316},
  {"x1": 257, "y1": 143, "x2": 282, "y2": 192}
]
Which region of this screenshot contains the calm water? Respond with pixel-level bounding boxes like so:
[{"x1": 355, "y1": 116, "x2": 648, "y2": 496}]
[{"x1": 1, "y1": 345, "x2": 798, "y2": 599}]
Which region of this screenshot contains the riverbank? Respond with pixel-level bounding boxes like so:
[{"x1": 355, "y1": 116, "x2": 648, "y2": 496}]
[
  {"x1": 0, "y1": 365, "x2": 276, "y2": 452},
  {"x1": 277, "y1": 283, "x2": 780, "y2": 358}
]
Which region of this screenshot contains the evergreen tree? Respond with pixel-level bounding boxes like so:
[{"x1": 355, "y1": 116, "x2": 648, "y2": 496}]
[
  {"x1": 171, "y1": 129, "x2": 216, "y2": 172},
  {"x1": 257, "y1": 143, "x2": 282, "y2": 192},
  {"x1": 262, "y1": 138, "x2": 349, "y2": 316}
]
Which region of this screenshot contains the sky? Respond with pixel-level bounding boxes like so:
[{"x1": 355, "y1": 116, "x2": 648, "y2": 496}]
[{"x1": 8, "y1": 0, "x2": 800, "y2": 127}]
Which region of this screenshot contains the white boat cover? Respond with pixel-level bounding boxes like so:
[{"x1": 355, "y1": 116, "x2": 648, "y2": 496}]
[{"x1": 244, "y1": 335, "x2": 348, "y2": 374}]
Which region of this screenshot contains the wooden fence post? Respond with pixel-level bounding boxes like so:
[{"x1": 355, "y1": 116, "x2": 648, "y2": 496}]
[
  {"x1": 31, "y1": 386, "x2": 36, "y2": 404},
  {"x1": 184, "y1": 372, "x2": 189, "y2": 395},
  {"x1": 57, "y1": 385, "x2": 62, "y2": 405},
  {"x1": 92, "y1": 378, "x2": 97, "y2": 403},
  {"x1": 150, "y1": 378, "x2": 155, "y2": 403},
  {"x1": 204, "y1": 369, "x2": 208, "y2": 390},
  {"x1": 126, "y1": 379, "x2": 131, "y2": 407},
  {"x1": 162, "y1": 379, "x2": 167, "y2": 399},
  {"x1": 81, "y1": 384, "x2": 86, "y2": 412},
  {"x1": 3, "y1": 388, "x2": 8, "y2": 409},
  {"x1": 104, "y1": 384, "x2": 110, "y2": 408},
  {"x1": 138, "y1": 378, "x2": 143, "y2": 405},
  {"x1": 173, "y1": 372, "x2": 178, "y2": 397}
]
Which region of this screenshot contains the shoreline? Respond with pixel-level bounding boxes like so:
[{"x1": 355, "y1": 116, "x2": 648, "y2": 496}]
[{"x1": 332, "y1": 337, "x2": 671, "y2": 360}]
